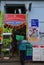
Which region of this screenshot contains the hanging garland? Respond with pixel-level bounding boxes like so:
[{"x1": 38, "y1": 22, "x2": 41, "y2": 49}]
[{"x1": 4, "y1": 22, "x2": 27, "y2": 30}]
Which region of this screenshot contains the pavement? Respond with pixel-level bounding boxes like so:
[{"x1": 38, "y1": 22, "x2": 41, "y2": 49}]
[{"x1": 0, "y1": 62, "x2": 44, "y2": 65}]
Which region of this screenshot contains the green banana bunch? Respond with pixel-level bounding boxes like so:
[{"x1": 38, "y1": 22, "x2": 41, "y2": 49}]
[
  {"x1": 0, "y1": 11, "x2": 4, "y2": 26},
  {"x1": 3, "y1": 38, "x2": 12, "y2": 47},
  {"x1": 1, "y1": 48, "x2": 7, "y2": 53},
  {"x1": 1, "y1": 49, "x2": 9, "y2": 54},
  {"x1": 3, "y1": 27, "x2": 13, "y2": 33}
]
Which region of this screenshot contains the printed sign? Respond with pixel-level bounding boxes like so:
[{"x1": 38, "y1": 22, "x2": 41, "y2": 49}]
[
  {"x1": 31, "y1": 19, "x2": 39, "y2": 27},
  {"x1": 28, "y1": 27, "x2": 39, "y2": 42},
  {"x1": 4, "y1": 21, "x2": 23, "y2": 26}
]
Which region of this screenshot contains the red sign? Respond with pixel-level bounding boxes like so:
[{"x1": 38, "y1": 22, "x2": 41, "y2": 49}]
[{"x1": 4, "y1": 14, "x2": 26, "y2": 22}]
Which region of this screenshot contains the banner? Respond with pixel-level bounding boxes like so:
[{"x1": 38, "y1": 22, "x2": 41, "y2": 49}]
[
  {"x1": 4, "y1": 14, "x2": 26, "y2": 27},
  {"x1": 28, "y1": 19, "x2": 39, "y2": 42}
]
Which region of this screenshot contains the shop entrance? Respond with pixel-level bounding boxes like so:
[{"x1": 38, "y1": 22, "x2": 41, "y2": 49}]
[
  {"x1": 12, "y1": 24, "x2": 26, "y2": 56},
  {"x1": 5, "y1": 4, "x2": 26, "y2": 14},
  {"x1": 4, "y1": 4, "x2": 26, "y2": 57}
]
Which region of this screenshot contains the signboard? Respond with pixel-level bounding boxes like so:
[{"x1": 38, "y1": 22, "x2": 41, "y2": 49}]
[
  {"x1": 4, "y1": 14, "x2": 26, "y2": 26},
  {"x1": 31, "y1": 19, "x2": 39, "y2": 27},
  {"x1": 28, "y1": 19, "x2": 39, "y2": 42}
]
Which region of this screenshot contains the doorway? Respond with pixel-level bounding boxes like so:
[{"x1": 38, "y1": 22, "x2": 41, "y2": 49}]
[
  {"x1": 4, "y1": 4, "x2": 26, "y2": 14},
  {"x1": 4, "y1": 4, "x2": 26, "y2": 58}
]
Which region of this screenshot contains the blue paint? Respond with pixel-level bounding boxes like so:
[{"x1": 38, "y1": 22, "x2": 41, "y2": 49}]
[
  {"x1": 5, "y1": 21, "x2": 23, "y2": 26},
  {"x1": 26, "y1": 56, "x2": 32, "y2": 60},
  {"x1": 31, "y1": 19, "x2": 39, "y2": 27}
]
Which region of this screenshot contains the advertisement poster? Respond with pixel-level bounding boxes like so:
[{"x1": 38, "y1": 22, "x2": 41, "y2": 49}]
[
  {"x1": 28, "y1": 27, "x2": 39, "y2": 42},
  {"x1": 28, "y1": 19, "x2": 39, "y2": 42}
]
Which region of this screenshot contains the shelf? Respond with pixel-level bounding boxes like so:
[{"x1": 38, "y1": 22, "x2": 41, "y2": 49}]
[
  {"x1": 0, "y1": 43, "x2": 2, "y2": 44},
  {"x1": 2, "y1": 48, "x2": 10, "y2": 51},
  {"x1": 3, "y1": 33, "x2": 12, "y2": 35},
  {"x1": 5, "y1": 48, "x2": 10, "y2": 51},
  {"x1": 3, "y1": 57, "x2": 10, "y2": 60}
]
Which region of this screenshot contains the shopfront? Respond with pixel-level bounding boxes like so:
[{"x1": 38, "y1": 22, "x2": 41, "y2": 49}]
[
  {"x1": 0, "y1": 0, "x2": 44, "y2": 62},
  {"x1": 0, "y1": 0, "x2": 28, "y2": 61}
]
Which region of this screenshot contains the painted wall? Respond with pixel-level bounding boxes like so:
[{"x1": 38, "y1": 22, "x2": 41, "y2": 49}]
[
  {"x1": 1, "y1": 1, "x2": 44, "y2": 32},
  {"x1": 0, "y1": 3, "x2": 1, "y2": 10}
]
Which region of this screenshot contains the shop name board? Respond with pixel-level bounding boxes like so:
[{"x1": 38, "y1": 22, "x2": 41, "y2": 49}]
[
  {"x1": 4, "y1": 21, "x2": 23, "y2": 26},
  {"x1": 4, "y1": 14, "x2": 26, "y2": 26},
  {"x1": 4, "y1": 14, "x2": 26, "y2": 22}
]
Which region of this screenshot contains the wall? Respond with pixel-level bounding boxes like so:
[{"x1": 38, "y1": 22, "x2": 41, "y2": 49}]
[
  {"x1": 1, "y1": 1, "x2": 44, "y2": 32},
  {"x1": 0, "y1": 3, "x2": 1, "y2": 10},
  {"x1": 29, "y1": 1, "x2": 44, "y2": 32}
]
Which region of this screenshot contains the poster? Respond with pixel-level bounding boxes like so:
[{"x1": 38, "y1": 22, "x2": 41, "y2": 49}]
[
  {"x1": 28, "y1": 19, "x2": 39, "y2": 42},
  {"x1": 28, "y1": 27, "x2": 39, "y2": 42}
]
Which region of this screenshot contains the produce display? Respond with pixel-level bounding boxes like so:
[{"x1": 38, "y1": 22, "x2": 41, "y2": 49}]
[
  {"x1": 0, "y1": 12, "x2": 13, "y2": 33},
  {"x1": 3, "y1": 38, "x2": 12, "y2": 48},
  {"x1": 0, "y1": 44, "x2": 2, "y2": 58},
  {"x1": 0, "y1": 11, "x2": 26, "y2": 60},
  {"x1": 1, "y1": 48, "x2": 10, "y2": 57},
  {"x1": 0, "y1": 12, "x2": 4, "y2": 26},
  {"x1": 0, "y1": 27, "x2": 3, "y2": 43},
  {"x1": 0, "y1": 12, "x2": 12, "y2": 60},
  {"x1": 1, "y1": 37, "x2": 12, "y2": 59},
  {"x1": 3, "y1": 26, "x2": 13, "y2": 33}
]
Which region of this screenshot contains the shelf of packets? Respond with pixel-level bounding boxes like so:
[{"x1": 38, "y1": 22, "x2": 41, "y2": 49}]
[{"x1": 26, "y1": 43, "x2": 32, "y2": 60}]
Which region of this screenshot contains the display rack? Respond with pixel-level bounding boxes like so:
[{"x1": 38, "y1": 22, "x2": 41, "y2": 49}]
[
  {"x1": 0, "y1": 32, "x2": 12, "y2": 60},
  {"x1": 3, "y1": 33, "x2": 12, "y2": 35}
]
